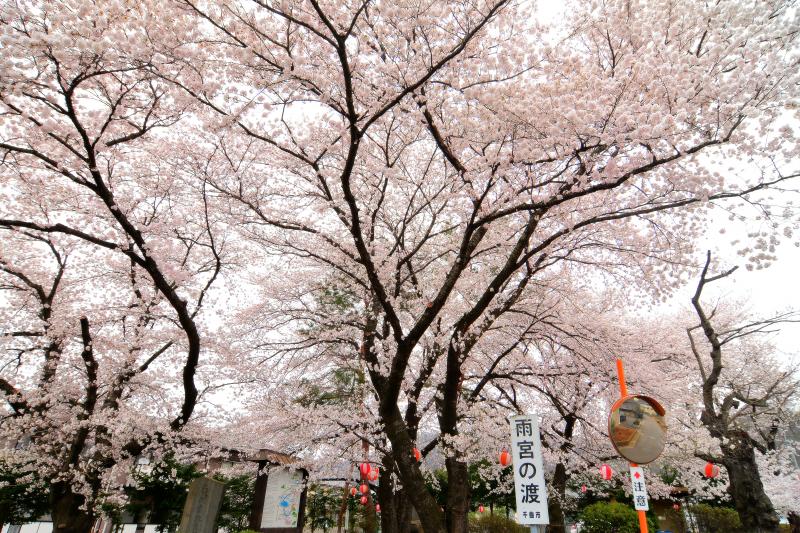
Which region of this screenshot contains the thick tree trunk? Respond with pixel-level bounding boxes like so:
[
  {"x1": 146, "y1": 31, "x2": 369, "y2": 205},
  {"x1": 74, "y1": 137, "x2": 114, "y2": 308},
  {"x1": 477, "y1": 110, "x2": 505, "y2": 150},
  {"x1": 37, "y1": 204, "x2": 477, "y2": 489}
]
[
  {"x1": 722, "y1": 438, "x2": 779, "y2": 533},
  {"x1": 50, "y1": 482, "x2": 95, "y2": 533},
  {"x1": 546, "y1": 462, "x2": 568, "y2": 533},
  {"x1": 378, "y1": 476, "x2": 399, "y2": 533},
  {"x1": 378, "y1": 463, "x2": 413, "y2": 533},
  {"x1": 381, "y1": 404, "x2": 445, "y2": 532},
  {"x1": 444, "y1": 458, "x2": 470, "y2": 533},
  {"x1": 438, "y1": 344, "x2": 470, "y2": 533}
]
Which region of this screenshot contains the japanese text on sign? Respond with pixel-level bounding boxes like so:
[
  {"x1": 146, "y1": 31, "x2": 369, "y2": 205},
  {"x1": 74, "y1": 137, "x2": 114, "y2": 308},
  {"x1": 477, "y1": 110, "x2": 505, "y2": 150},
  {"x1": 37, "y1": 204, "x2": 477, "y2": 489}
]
[
  {"x1": 510, "y1": 415, "x2": 549, "y2": 525},
  {"x1": 629, "y1": 466, "x2": 649, "y2": 511}
]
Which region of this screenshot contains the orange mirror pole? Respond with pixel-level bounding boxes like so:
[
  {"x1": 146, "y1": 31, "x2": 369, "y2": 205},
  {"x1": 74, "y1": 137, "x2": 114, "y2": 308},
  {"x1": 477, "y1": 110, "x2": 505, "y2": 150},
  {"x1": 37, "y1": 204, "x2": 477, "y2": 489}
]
[
  {"x1": 615, "y1": 358, "x2": 648, "y2": 533},
  {"x1": 638, "y1": 509, "x2": 649, "y2": 533},
  {"x1": 616, "y1": 358, "x2": 628, "y2": 397}
]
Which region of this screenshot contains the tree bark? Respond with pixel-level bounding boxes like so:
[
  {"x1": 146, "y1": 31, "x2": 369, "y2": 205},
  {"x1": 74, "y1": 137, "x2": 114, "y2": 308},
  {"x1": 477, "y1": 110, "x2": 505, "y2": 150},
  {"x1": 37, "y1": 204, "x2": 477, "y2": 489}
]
[
  {"x1": 547, "y1": 416, "x2": 575, "y2": 533},
  {"x1": 378, "y1": 462, "x2": 413, "y2": 533},
  {"x1": 50, "y1": 482, "x2": 95, "y2": 533},
  {"x1": 378, "y1": 472, "x2": 399, "y2": 533},
  {"x1": 546, "y1": 462, "x2": 568, "y2": 533},
  {"x1": 722, "y1": 437, "x2": 779, "y2": 533},
  {"x1": 438, "y1": 341, "x2": 470, "y2": 533},
  {"x1": 381, "y1": 404, "x2": 445, "y2": 532},
  {"x1": 444, "y1": 458, "x2": 470, "y2": 533}
]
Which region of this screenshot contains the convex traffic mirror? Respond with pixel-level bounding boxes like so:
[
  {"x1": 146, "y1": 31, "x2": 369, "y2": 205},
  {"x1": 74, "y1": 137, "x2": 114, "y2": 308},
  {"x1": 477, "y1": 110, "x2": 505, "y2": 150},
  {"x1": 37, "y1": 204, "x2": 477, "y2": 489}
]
[{"x1": 607, "y1": 395, "x2": 666, "y2": 464}]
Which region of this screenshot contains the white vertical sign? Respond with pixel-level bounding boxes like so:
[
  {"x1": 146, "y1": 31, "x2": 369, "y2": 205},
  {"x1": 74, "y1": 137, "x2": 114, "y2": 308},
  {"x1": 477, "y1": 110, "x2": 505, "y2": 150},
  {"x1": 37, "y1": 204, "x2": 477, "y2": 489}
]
[
  {"x1": 629, "y1": 466, "x2": 649, "y2": 511},
  {"x1": 510, "y1": 415, "x2": 549, "y2": 525}
]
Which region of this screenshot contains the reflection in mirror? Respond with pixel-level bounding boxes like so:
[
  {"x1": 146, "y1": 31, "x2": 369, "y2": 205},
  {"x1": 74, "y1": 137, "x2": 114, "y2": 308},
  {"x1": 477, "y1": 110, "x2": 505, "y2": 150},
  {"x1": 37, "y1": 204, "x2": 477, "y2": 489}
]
[{"x1": 609, "y1": 396, "x2": 666, "y2": 464}]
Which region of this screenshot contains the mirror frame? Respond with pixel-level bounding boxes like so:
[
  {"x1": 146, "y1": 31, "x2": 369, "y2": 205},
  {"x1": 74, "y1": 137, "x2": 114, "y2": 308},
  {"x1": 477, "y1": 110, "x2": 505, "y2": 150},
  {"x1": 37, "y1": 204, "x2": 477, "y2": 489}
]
[{"x1": 607, "y1": 394, "x2": 666, "y2": 464}]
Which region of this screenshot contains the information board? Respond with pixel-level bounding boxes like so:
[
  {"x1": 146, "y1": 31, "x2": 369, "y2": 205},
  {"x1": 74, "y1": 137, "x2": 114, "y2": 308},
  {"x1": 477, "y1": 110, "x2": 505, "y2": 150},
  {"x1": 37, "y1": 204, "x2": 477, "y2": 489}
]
[
  {"x1": 260, "y1": 467, "x2": 305, "y2": 528},
  {"x1": 510, "y1": 414, "x2": 549, "y2": 525}
]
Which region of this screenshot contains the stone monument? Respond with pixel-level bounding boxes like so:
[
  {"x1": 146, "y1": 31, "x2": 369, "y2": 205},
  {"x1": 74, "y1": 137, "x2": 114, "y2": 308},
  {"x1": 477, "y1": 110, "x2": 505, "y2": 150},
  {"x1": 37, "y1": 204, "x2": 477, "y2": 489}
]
[{"x1": 178, "y1": 476, "x2": 226, "y2": 533}]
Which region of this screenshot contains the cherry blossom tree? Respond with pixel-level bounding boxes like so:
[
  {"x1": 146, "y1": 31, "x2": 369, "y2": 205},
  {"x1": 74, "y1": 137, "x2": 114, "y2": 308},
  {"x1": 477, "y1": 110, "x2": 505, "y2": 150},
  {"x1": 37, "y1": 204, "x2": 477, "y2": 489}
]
[
  {"x1": 163, "y1": 0, "x2": 800, "y2": 530},
  {"x1": 0, "y1": 2, "x2": 233, "y2": 530},
  {"x1": 686, "y1": 252, "x2": 799, "y2": 532},
  {"x1": 3, "y1": 0, "x2": 800, "y2": 532}
]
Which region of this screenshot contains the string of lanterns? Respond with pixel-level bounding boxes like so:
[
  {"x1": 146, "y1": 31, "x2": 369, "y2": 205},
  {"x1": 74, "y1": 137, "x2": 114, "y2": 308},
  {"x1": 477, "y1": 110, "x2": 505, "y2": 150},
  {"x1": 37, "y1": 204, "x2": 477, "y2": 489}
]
[
  {"x1": 352, "y1": 449, "x2": 418, "y2": 512},
  {"x1": 703, "y1": 462, "x2": 720, "y2": 478},
  {"x1": 357, "y1": 462, "x2": 374, "y2": 508},
  {"x1": 350, "y1": 447, "x2": 720, "y2": 514}
]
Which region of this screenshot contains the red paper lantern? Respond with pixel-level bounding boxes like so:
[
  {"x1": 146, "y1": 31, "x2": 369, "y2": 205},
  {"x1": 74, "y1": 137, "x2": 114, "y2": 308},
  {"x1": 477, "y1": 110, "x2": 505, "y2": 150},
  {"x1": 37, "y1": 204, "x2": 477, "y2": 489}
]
[
  {"x1": 360, "y1": 496, "x2": 368, "y2": 505},
  {"x1": 360, "y1": 483, "x2": 369, "y2": 495},
  {"x1": 478, "y1": 505, "x2": 485, "y2": 513},
  {"x1": 413, "y1": 448, "x2": 421, "y2": 462},
  {"x1": 368, "y1": 467, "x2": 379, "y2": 481},
  {"x1": 703, "y1": 462, "x2": 720, "y2": 478},
  {"x1": 350, "y1": 487, "x2": 357, "y2": 497},
  {"x1": 499, "y1": 448, "x2": 512, "y2": 467},
  {"x1": 581, "y1": 484, "x2": 587, "y2": 493},
  {"x1": 360, "y1": 462, "x2": 371, "y2": 477},
  {"x1": 600, "y1": 464, "x2": 613, "y2": 480},
  {"x1": 376, "y1": 504, "x2": 381, "y2": 513}
]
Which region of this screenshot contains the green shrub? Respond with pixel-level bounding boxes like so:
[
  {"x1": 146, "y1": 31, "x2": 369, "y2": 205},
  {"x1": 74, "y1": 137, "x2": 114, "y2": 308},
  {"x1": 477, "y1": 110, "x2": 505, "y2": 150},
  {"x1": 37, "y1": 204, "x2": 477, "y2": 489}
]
[
  {"x1": 468, "y1": 513, "x2": 528, "y2": 533},
  {"x1": 687, "y1": 503, "x2": 742, "y2": 533},
  {"x1": 580, "y1": 502, "x2": 656, "y2": 533}
]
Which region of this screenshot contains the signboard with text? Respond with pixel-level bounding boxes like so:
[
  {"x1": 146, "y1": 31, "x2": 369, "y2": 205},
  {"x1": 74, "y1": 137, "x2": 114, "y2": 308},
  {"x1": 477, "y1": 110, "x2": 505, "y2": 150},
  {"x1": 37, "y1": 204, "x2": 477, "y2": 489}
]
[
  {"x1": 260, "y1": 467, "x2": 305, "y2": 528},
  {"x1": 249, "y1": 462, "x2": 308, "y2": 532},
  {"x1": 510, "y1": 414, "x2": 549, "y2": 525},
  {"x1": 629, "y1": 466, "x2": 649, "y2": 511}
]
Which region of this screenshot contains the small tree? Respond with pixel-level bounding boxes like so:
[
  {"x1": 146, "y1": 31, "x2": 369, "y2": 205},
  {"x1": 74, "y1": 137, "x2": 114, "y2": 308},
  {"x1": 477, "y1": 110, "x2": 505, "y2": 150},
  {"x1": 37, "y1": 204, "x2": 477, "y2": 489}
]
[
  {"x1": 306, "y1": 484, "x2": 341, "y2": 533},
  {"x1": 580, "y1": 502, "x2": 656, "y2": 533},
  {"x1": 215, "y1": 474, "x2": 257, "y2": 533},
  {"x1": 125, "y1": 458, "x2": 202, "y2": 533},
  {"x1": 687, "y1": 503, "x2": 743, "y2": 533}
]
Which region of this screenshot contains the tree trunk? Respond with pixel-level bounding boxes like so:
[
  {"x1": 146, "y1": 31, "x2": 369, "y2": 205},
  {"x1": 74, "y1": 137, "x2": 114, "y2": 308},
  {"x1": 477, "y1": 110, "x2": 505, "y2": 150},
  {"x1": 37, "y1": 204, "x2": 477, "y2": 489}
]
[
  {"x1": 51, "y1": 482, "x2": 95, "y2": 533},
  {"x1": 381, "y1": 403, "x2": 445, "y2": 532},
  {"x1": 444, "y1": 457, "x2": 470, "y2": 533},
  {"x1": 364, "y1": 491, "x2": 378, "y2": 533},
  {"x1": 546, "y1": 462, "x2": 568, "y2": 533},
  {"x1": 722, "y1": 437, "x2": 779, "y2": 533},
  {"x1": 438, "y1": 344, "x2": 470, "y2": 533},
  {"x1": 378, "y1": 463, "x2": 413, "y2": 533}
]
